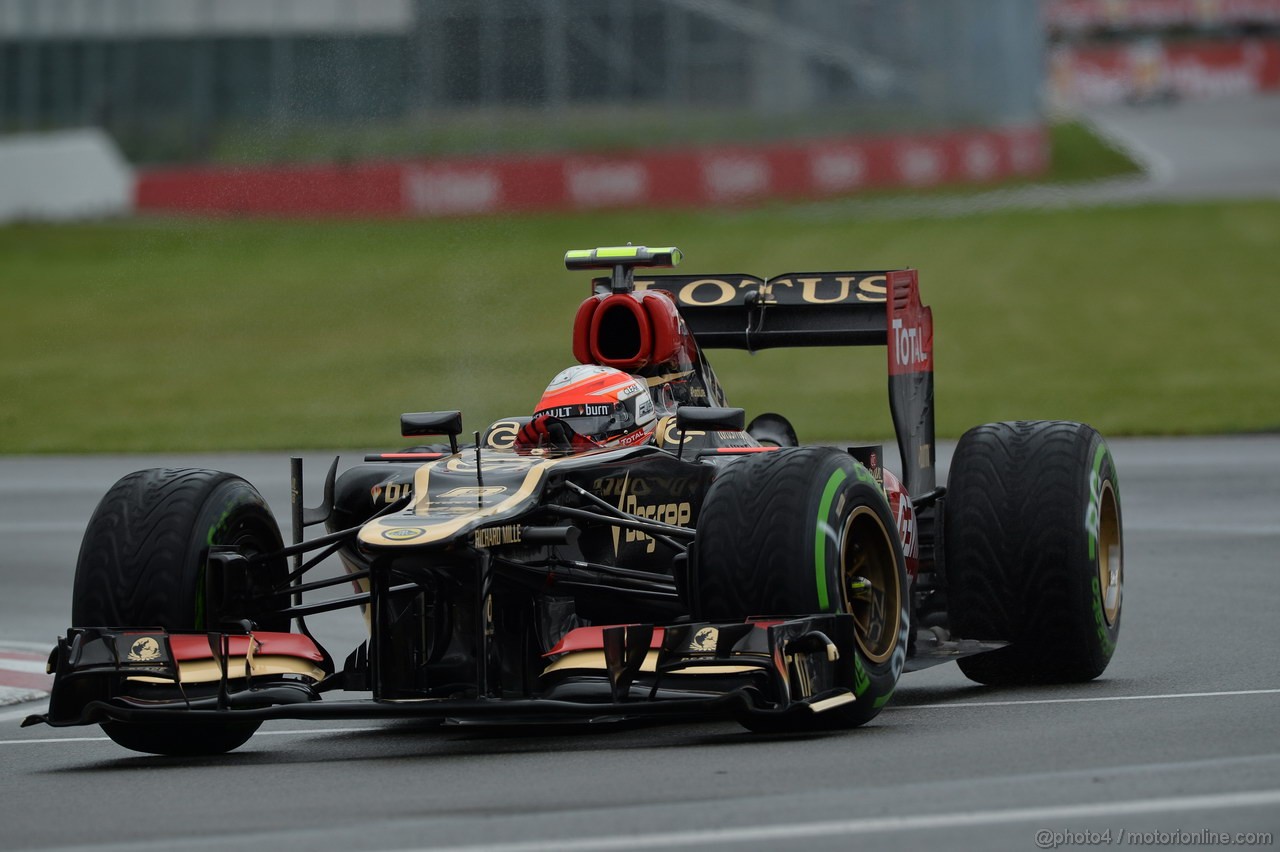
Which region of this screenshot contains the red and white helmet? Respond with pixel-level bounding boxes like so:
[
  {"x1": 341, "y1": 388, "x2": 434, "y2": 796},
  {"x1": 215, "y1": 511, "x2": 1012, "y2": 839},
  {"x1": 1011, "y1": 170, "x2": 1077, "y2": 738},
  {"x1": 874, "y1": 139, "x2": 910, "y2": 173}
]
[{"x1": 524, "y1": 365, "x2": 657, "y2": 450}]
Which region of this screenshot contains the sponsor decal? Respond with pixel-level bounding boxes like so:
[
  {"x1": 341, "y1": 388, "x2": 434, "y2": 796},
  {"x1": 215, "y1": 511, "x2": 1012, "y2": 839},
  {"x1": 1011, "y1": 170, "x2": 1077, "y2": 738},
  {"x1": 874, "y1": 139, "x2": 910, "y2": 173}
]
[
  {"x1": 372, "y1": 481, "x2": 413, "y2": 504},
  {"x1": 140, "y1": 127, "x2": 1048, "y2": 219},
  {"x1": 964, "y1": 140, "x2": 998, "y2": 181},
  {"x1": 443, "y1": 455, "x2": 536, "y2": 476},
  {"x1": 128, "y1": 637, "x2": 161, "y2": 662},
  {"x1": 1009, "y1": 133, "x2": 1045, "y2": 175},
  {"x1": 592, "y1": 475, "x2": 701, "y2": 500},
  {"x1": 1085, "y1": 445, "x2": 1108, "y2": 560},
  {"x1": 671, "y1": 278, "x2": 742, "y2": 307},
  {"x1": 1091, "y1": 575, "x2": 1118, "y2": 656},
  {"x1": 894, "y1": 493, "x2": 917, "y2": 560},
  {"x1": 896, "y1": 144, "x2": 943, "y2": 186},
  {"x1": 814, "y1": 468, "x2": 849, "y2": 611},
  {"x1": 891, "y1": 317, "x2": 930, "y2": 370},
  {"x1": 473, "y1": 524, "x2": 523, "y2": 549},
  {"x1": 1047, "y1": 0, "x2": 1280, "y2": 31},
  {"x1": 615, "y1": 430, "x2": 652, "y2": 448},
  {"x1": 382, "y1": 527, "x2": 427, "y2": 541},
  {"x1": 440, "y1": 486, "x2": 507, "y2": 498},
  {"x1": 1048, "y1": 40, "x2": 1280, "y2": 109},
  {"x1": 403, "y1": 167, "x2": 500, "y2": 216},
  {"x1": 773, "y1": 275, "x2": 889, "y2": 305},
  {"x1": 848, "y1": 446, "x2": 883, "y2": 489},
  {"x1": 702, "y1": 155, "x2": 771, "y2": 200},
  {"x1": 206, "y1": 503, "x2": 237, "y2": 546},
  {"x1": 688, "y1": 626, "x2": 719, "y2": 653},
  {"x1": 617, "y1": 381, "x2": 644, "y2": 401},
  {"x1": 485, "y1": 420, "x2": 521, "y2": 450},
  {"x1": 604, "y1": 473, "x2": 695, "y2": 554},
  {"x1": 852, "y1": 654, "x2": 870, "y2": 696},
  {"x1": 621, "y1": 497, "x2": 692, "y2": 553},
  {"x1": 636, "y1": 273, "x2": 889, "y2": 307},
  {"x1": 810, "y1": 147, "x2": 867, "y2": 192},
  {"x1": 566, "y1": 161, "x2": 648, "y2": 207},
  {"x1": 890, "y1": 601, "x2": 910, "y2": 680}
]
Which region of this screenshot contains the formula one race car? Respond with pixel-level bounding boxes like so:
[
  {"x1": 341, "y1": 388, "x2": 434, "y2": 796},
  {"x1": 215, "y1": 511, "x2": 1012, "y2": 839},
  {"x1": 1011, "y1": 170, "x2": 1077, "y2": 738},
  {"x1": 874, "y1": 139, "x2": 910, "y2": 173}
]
[{"x1": 27, "y1": 245, "x2": 1124, "y2": 755}]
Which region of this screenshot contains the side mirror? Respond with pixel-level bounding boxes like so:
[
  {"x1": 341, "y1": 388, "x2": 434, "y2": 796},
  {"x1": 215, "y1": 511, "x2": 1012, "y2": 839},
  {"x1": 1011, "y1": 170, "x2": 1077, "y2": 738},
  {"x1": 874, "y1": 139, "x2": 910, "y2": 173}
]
[
  {"x1": 675, "y1": 407, "x2": 746, "y2": 459},
  {"x1": 401, "y1": 410, "x2": 463, "y2": 454},
  {"x1": 676, "y1": 406, "x2": 746, "y2": 433}
]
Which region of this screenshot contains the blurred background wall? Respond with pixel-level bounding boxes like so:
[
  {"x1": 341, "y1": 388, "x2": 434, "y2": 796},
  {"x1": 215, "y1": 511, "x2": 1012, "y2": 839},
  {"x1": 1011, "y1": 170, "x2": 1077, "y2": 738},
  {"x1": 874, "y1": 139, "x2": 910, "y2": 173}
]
[
  {"x1": 4, "y1": 0, "x2": 1276, "y2": 219},
  {"x1": 0, "y1": 0, "x2": 1043, "y2": 165}
]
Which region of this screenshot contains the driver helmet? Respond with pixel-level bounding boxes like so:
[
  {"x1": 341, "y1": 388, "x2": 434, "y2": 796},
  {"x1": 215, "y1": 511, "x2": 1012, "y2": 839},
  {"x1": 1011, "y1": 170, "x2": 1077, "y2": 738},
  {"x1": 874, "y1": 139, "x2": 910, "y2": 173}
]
[{"x1": 525, "y1": 365, "x2": 657, "y2": 450}]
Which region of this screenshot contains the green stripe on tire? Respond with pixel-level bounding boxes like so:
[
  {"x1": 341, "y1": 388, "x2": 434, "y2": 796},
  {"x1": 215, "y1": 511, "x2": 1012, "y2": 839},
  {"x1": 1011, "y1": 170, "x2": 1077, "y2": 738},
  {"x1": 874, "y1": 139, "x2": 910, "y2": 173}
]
[{"x1": 814, "y1": 468, "x2": 848, "y2": 610}]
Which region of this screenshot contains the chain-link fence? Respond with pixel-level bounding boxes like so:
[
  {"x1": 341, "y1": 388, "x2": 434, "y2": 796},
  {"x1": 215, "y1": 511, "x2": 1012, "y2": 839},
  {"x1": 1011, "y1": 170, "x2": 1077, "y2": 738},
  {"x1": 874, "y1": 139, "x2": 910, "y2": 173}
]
[{"x1": 0, "y1": 0, "x2": 1043, "y2": 165}]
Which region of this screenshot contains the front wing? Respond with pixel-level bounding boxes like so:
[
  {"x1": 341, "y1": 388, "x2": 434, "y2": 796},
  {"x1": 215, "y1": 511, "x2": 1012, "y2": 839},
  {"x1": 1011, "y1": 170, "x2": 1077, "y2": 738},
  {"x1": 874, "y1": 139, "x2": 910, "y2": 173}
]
[{"x1": 27, "y1": 615, "x2": 865, "y2": 730}]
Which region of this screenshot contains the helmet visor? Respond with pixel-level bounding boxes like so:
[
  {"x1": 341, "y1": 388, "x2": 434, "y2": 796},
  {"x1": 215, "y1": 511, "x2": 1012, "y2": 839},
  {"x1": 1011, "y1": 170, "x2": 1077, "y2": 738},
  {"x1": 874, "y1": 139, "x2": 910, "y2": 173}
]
[{"x1": 534, "y1": 401, "x2": 637, "y2": 443}]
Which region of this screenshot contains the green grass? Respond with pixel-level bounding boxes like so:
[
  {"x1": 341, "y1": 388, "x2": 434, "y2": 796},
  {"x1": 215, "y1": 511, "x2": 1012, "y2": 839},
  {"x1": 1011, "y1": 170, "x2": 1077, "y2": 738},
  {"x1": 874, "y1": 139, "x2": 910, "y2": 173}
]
[
  {"x1": 201, "y1": 114, "x2": 1136, "y2": 185},
  {"x1": 1046, "y1": 120, "x2": 1140, "y2": 183},
  {"x1": 2, "y1": 197, "x2": 1277, "y2": 453}
]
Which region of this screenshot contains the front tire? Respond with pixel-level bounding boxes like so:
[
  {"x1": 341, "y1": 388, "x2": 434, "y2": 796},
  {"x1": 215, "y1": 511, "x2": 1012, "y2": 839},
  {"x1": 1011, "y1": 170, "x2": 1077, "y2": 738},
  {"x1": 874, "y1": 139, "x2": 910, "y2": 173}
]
[
  {"x1": 944, "y1": 421, "x2": 1123, "y2": 685},
  {"x1": 72, "y1": 468, "x2": 288, "y2": 755},
  {"x1": 695, "y1": 447, "x2": 909, "y2": 730}
]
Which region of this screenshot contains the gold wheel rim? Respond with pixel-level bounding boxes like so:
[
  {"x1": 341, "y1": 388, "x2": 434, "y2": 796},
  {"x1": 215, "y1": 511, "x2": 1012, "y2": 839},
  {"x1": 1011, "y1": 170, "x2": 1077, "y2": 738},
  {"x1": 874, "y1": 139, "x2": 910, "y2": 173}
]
[
  {"x1": 1097, "y1": 481, "x2": 1122, "y2": 625},
  {"x1": 840, "y1": 505, "x2": 902, "y2": 665}
]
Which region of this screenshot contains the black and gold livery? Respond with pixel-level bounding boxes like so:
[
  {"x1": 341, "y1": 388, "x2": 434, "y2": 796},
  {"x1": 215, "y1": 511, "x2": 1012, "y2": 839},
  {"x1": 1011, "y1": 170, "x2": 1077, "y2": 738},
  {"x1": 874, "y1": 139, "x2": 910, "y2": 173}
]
[{"x1": 29, "y1": 244, "x2": 1123, "y2": 755}]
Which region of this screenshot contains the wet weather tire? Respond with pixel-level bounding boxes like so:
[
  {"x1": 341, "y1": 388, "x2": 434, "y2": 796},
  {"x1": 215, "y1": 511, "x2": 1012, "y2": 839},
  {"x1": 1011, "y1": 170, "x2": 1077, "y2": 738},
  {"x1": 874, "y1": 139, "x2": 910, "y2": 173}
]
[
  {"x1": 72, "y1": 468, "x2": 288, "y2": 755},
  {"x1": 944, "y1": 421, "x2": 1123, "y2": 685},
  {"x1": 695, "y1": 447, "x2": 909, "y2": 730}
]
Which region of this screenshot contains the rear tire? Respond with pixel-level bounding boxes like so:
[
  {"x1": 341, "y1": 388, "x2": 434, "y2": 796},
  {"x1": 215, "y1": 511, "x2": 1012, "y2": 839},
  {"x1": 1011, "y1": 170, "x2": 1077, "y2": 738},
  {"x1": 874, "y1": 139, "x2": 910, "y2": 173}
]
[
  {"x1": 72, "y1": 468, "x2": 288, "y2": 755},
  {"x1": 944, "y1": 421, "x2": 1123, "y2": 685},
  {"x1": 696, "y1": 447, "x2": 909, "y2": 730}
]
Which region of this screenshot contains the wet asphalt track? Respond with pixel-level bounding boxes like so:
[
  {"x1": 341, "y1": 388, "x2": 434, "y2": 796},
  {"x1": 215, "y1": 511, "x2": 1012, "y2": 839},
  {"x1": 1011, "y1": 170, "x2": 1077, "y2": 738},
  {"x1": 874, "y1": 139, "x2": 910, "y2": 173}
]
[
  {"x1": 1, "y1": 436, "x2": 1278, "y2": 852},
  {"x1": 799, "y1": 93, "x2": 1280, "y2": 220},
  {"x1": 2, "y1": 95, "x2": 1279, "y2": 850}
]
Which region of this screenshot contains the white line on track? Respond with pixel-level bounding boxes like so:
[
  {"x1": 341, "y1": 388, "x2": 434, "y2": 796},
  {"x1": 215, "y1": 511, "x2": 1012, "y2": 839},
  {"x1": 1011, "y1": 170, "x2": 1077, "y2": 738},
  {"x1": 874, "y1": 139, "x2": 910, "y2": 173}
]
[
  {"x1": 3, "y1": 686, "x2": 1277, "y2": 740},
  {"x1": 892, "y1": 687, "x2": 1280, "y2": 710},
  {"x1": 394, "y1": 789, "x2": 1280, "y2": 852}
]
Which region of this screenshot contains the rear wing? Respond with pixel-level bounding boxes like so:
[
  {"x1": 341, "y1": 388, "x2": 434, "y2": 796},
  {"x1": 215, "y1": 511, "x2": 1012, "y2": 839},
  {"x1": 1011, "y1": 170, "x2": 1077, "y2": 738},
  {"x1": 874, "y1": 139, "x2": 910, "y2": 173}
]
[
  {"x1": 597, "y1": 269, "x2": 936, "y2": 496},
  {"x1": 627, "y1": 271, "x2": 899, "y2": 350}
]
